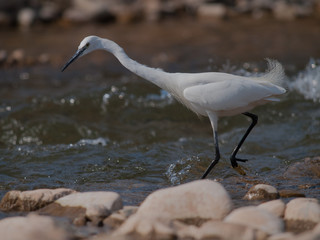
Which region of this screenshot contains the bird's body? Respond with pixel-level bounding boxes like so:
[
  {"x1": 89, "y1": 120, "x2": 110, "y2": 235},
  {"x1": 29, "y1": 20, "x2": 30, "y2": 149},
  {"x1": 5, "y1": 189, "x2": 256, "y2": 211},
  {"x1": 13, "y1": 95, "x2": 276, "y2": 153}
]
[{"x1": 62, "y1": 36, "x2": 286, "y2": 178}]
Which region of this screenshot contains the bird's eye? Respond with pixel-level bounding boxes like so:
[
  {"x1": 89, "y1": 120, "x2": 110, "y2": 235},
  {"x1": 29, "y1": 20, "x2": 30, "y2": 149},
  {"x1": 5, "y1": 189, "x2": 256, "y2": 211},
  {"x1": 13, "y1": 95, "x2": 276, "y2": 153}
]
[{"x1": 85, "y1": 43, "x2": 90, "y2": 47}]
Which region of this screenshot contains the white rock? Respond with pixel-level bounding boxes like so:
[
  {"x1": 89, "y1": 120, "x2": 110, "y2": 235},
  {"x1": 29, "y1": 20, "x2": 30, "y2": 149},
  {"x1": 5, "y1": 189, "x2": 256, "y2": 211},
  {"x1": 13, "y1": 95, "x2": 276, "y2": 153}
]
[
  {"x1": 115, "y1": 180, "x2": 233, "y2": 236},
  {"x1": 244, "y1": 184, "x2": 279, "y2": 200},
  {"x1": 258, "y1": 199, "x2": 286, "y2": 218},
  {"x1": 284, "y1": 198, "x2": 320, "y2": 223},
  {"x1": 0, "y1": 214, "x2": 69, "y2": 240},
  {"x1": 224, "y1": 206, "x2": 284, "y2": 235},
  {"x1": 56, "y1": 191, "x2": 123, "y2": 220}
]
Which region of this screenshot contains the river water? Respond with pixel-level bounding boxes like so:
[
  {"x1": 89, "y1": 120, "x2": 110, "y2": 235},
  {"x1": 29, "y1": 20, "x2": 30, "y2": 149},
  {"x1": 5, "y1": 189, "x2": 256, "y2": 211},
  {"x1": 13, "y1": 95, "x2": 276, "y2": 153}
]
[{"x1": 0, "y1": 19, "x2": 319, "y2": 206}]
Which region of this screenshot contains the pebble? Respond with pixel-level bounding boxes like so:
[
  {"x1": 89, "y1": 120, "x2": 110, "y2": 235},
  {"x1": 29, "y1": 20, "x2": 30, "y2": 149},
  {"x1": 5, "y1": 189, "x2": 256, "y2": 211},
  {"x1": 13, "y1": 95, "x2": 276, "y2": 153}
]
[
  {"x1": 0, "y1": 214, "x2": 70, "y2": 240},
  {"x1": 224, "y1": 206, "x2": 284, "y2": 235},
  {"x1": 258, "y1": 199, "x2": 286, "y2": 218},
  {"x1": 0, "y1": 188, "x2": 75, "y2": 212},
  {"x1": 115, "y1": 180, "x2": 233, "y2": 237},
  {"x1": 244, "y1": 184, "x2": 280, "y2": 201}
]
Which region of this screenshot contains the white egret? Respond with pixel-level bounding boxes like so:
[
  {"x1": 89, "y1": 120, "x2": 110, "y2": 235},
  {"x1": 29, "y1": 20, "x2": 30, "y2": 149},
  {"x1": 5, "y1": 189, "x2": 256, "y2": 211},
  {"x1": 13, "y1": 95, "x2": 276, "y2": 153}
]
[{"x1": 62, "y1": 36, "x2": 286, "y2": 179}]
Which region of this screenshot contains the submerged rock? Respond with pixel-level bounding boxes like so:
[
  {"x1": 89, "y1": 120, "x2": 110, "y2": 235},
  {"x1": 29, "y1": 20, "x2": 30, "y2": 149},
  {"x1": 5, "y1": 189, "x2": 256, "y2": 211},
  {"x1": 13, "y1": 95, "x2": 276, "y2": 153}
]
[
  {"x1": 224, "y1": 206, "x2": 284, "y2": 235},
  {"x1": 244, "y1": 184, "x2": 280, "y2": 201},
  {"x1": 0, "y1": 188, "x2": 75, "y2": 212}
]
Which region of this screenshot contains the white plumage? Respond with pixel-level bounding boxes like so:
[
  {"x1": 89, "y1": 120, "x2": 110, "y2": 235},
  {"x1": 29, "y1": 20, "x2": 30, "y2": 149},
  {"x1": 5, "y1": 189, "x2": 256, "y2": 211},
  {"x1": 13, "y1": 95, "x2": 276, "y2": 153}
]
[{"x1": 62, "y1": 36, "x2": 286, "y2": 179}]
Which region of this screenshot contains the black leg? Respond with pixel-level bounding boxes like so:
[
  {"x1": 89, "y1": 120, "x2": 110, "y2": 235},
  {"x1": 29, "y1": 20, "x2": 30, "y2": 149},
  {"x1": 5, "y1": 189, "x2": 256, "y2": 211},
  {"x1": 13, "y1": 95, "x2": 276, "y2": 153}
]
[
  {"x1": 230, "y1": 112, "x2": 258, "y2": 168},
  {"x1": 201, "y1": 130, "x2": 220, "y2": 179}
]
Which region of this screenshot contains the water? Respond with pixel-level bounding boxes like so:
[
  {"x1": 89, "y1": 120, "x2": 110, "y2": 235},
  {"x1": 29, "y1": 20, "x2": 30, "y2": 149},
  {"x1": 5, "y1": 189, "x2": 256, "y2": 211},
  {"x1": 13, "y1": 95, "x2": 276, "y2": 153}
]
[{"x1": 1, "y1": 20, "x2": 320, "y2": 206}]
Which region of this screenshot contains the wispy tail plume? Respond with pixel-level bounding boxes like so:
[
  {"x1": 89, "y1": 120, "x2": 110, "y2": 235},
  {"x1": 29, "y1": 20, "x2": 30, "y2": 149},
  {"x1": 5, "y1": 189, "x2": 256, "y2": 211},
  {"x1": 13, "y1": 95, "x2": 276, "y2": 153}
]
[{"x1": 261, "y1": 58, "x2": 285, "y2": 86}]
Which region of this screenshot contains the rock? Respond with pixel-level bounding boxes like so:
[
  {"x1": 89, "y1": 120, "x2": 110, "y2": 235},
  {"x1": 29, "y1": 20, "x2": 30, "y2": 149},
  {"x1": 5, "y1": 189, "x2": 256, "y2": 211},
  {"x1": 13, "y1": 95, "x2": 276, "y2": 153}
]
[
  {"x1": 197, "y1": 3, "x2": 227, "y2": 19},
  {"x1": 258, "y1": 199, "x2": 286, "y2": 218},
  {"x1": 17, "y1": 8, "x2": 36, "y2": 29},
  {"x1": 279, "y1": 190, "x2": 305, "y2": 198},
  {"x1": 115, "y1": 180, "x2": 233, "y2": 237},
  {"x1": 224, "y1": 206, "x2": 284, "y2": 235},
  {"x1": 284, "y1": 198, "x2": 320, "y2": 233},
  {"x1": 293, "y1": 231, "x2": 320, "y2": 240},
  {"x1": 176, "y1": 220, "x2": 268, "y2": 240},
  {"x1": 284, "y1": 157, "x2": 320, "y2": 178},
  {"x1": 138, "y1": 179, "x2": 232, "y2": 220},
  {"x1": 39, "y1": 191, "x2": 123, "y2": 226},
  {"x1": 244, "y1": 184, "x2": 279, "y2": 201},
  {"x1": 285, "y1": 198, "x2": 320, "y2": 223},
  {"x1": 0, "y1": 214, "x2": 70, "y2": 240},
  {"x1": 0, "y1": 188, "x2": 75, "y2": 212}
]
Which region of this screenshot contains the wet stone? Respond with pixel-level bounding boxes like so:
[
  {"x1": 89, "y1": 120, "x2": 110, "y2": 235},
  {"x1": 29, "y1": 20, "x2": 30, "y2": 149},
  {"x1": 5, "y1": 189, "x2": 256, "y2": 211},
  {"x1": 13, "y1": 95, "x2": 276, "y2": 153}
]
[
  {"x1": 244, "y1": 184, "x2": 280, "y2": 201},
  {"x1": 0, "y1": 188, "x2": 76, "y2": 212}
]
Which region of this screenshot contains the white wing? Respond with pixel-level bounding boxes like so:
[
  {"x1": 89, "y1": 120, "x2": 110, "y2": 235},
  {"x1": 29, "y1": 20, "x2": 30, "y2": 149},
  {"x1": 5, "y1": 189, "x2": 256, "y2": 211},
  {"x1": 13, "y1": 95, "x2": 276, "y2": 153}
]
[{"x1": 183, "y1": 78, "x2": 285, "y2": 113}]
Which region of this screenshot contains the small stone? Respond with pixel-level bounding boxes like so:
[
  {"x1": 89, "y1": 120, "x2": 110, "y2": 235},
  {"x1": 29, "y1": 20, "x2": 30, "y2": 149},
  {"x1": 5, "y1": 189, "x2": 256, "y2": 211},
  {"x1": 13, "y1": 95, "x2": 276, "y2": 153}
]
[
  {"x1": 224, "y1": 206, "x2": 284, "y2": 235},
  {"x1": 284, "y1": 157, "x2": 320, "y2": 178},
  {"x1": 244, "y1": 184, "x2": 279, "y2": 200},
  {"x1": 0, "y1": 188, "x2": 75, "y2": 212},
  {"x1": 0, "y1": 214, "x2": 70, "y2": 240},
  {"x1": 258, "y1": 199, "x2": 286, "y2": 218},
  {"x1": 285, "y1": 198, "x2": 320, "y2": 223}
]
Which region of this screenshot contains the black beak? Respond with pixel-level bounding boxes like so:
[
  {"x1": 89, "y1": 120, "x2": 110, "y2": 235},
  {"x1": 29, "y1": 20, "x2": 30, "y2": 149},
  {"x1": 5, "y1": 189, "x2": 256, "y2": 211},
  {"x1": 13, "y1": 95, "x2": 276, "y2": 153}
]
[{"x1": 61, "y1": 46, "x2": 87, "y2": 72}]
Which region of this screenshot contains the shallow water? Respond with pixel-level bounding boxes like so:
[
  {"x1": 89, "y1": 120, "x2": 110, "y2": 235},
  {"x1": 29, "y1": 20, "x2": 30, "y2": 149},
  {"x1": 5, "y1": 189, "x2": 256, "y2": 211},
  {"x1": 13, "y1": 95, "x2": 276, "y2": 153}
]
[{"x1": 0, "y1": 19, "x2": 320, "y2": 206}]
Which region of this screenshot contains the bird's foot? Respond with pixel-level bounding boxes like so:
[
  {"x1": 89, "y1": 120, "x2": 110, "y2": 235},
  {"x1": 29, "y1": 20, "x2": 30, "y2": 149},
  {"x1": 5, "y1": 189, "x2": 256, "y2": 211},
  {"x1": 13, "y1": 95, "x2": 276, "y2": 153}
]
[{"x1": 230, "y1": 156, "x2": 248, "y2": 168}]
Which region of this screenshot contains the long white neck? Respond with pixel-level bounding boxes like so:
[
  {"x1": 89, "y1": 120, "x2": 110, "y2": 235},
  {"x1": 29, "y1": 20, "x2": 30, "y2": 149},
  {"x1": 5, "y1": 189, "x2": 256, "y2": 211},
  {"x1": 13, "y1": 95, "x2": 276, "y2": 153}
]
[{"x1": 99, "y1": 38, "x2": 172, "y2": 91}]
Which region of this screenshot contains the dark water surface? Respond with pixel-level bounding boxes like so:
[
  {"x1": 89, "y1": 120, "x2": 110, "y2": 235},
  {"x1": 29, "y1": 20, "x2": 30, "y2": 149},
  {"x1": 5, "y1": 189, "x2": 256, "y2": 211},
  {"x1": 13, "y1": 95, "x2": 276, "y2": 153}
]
[{"x1": 1, "y1": 18, "x2": 320, "y2": 206}]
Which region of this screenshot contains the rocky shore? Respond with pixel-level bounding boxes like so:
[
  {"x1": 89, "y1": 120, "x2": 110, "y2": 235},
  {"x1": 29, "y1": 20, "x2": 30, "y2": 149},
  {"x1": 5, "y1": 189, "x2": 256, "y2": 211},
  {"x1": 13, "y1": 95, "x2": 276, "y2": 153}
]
[
  {"x1": 0, "y1": 180, "x2": 319, "y2": 240},
  {"x1": 1, "y1": 0, "x2": 320, "y2": 30}
]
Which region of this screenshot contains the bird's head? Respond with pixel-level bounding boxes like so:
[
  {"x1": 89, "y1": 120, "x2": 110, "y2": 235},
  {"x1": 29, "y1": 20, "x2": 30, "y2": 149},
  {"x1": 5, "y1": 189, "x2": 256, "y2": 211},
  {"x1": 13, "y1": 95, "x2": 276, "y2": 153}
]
[{"x1": 61, "y1": 35, "x2": 100, "y2": 72}]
